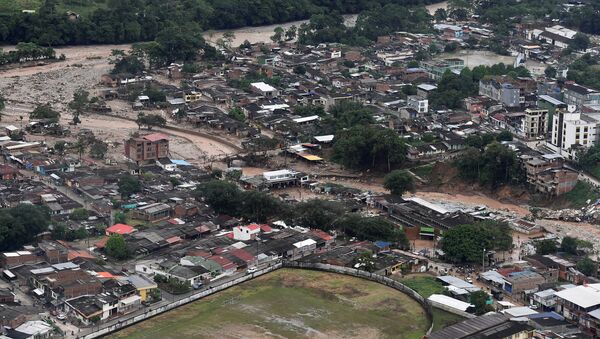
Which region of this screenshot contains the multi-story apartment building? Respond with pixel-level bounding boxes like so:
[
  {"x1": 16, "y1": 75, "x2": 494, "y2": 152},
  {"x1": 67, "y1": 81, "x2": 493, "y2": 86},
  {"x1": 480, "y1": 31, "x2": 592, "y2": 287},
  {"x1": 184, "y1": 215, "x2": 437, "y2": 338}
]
[
  {"x1": 550, "y1": 112, "x2": 599, "y2": 159},
  {"x1": 407, "y1": 95, "x2": 429, "y2": 114},
  {"x1": 479, "y1": 78, "x2": 521, "y2": 108},
  {"x1": 563, "y1": 83, "x2": 600, "y2": 109},
  {"x1": 521, "y1": 108, "x2": 549, "y2": 139},
  {"x1": 124, "y1": 133, "x2": 170, "y2": 165}
]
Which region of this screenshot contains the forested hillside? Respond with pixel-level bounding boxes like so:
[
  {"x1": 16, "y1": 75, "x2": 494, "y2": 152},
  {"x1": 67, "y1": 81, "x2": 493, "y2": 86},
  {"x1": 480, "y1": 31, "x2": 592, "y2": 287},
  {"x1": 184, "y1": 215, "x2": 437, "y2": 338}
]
[{"x1": 0, "y1": 0, "x2": 440, "y2": 45}]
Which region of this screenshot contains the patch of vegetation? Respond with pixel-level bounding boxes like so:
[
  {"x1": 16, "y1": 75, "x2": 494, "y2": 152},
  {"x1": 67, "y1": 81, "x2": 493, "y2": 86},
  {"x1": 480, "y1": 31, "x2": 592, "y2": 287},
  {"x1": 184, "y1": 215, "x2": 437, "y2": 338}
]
[
  {"x1": 564, "y1": 181, "x2": 600, "y2": 208},
  {"x1": 399, "y1": 275, "x2": 444, "y2": 299},
  {"x1": 411, "y1": 164, "x2": 434, "y2": 179},
  {"x1": 431, "y1": 308, "x2": 464, "y2": 332}
]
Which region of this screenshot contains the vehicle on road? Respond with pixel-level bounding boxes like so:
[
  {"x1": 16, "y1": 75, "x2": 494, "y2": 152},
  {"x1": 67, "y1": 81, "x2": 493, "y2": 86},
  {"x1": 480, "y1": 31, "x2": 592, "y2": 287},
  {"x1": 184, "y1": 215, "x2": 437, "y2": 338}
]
[{"x1": 247, "y1": 267, "x2": 258, "y2": 274}]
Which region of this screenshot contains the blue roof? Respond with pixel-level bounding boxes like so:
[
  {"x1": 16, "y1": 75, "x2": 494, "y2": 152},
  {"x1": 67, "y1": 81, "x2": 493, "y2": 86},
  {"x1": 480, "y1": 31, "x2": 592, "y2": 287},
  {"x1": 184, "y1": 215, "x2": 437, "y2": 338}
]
[
  {"x1": 171, "y1": 159, "x2": 192, "y2": 166},
  {"x1": 374, "y1": 241, "x2": 392, "y2": 248}
]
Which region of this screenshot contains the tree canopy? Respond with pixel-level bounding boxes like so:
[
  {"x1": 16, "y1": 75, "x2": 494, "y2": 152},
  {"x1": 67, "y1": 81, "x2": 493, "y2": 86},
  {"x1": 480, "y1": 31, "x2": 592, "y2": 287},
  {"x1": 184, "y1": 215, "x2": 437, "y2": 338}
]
[
  {"x1": 0, "y1": 204, "x2": 50, "y2": 251},
  {"x1": 117, "y1": 174, "x2": 141, "y2": 198},
  {"x1": 30, "y1": 104, "x2": 60, "y2": 122},
  {"x1": 384, "y1": 170, "x2": 415, "y2": 196},
  {"x1": 105, "y1": 234, "x2": 129, "y2": 260},
  {"x1": 339, "y1": 214, "x2": 409, "y2": 248},
  {"x1": 440, "y1": 221, "x2": 513, "y2": 263},
  {"x1": 194, "y1": 180, "x2": 282, "y2": 223},
  {"x1": 333, "y1": 126, "x2": 407, "y2": 171},
  {"x1": 0, "y1": 0, "x2": 440, "y2": 46},
  {"x1": 455, "y1": 141, "x2": 525, "y2": 189},
  {"x1": 535, "y1": 239, "x2": 557, "y2": 255}
]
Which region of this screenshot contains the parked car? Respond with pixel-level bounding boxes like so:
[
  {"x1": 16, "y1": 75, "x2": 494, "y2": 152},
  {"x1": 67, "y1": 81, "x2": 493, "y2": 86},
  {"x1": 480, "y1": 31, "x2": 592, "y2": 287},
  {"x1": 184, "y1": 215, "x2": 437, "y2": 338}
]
[{"x1": 247, "y1": 267, "x2": 258, "y2": 274}]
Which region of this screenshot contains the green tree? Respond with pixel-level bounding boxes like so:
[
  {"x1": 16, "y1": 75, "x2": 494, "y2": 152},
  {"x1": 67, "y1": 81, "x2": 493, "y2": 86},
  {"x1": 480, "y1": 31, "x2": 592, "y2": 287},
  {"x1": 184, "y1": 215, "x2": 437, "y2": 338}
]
[
  {"x1": 194, "y1": 180, "x2": 241, "y2": 215},
  {"x1": 577, "y1": 257, "x2": 597, "y2": 276},
  {"x1": 117, "y1": 175, "x2": 141, "y2": 198},
  {"x1": 70, "y1": 208, "x2": 90, "y2": 221},
  {"x1": 105, "y1": 234, "x2": 129, "y2": 260},
  {"x1": 68, "y1": 88, "x2": 89, "y2": 113},
  {"x1": 285, "y1": 26, "x2": 297, "y2": 41},
  {"x1": 561, "y1": 236, "x2": 579, "y2": 255},
  {"x1": 294, "y1": 105, "x2": 325, "y2": 117},
  {"x1": 112, "y1": 55, "x2": 145, "y2": 74},
  {"x1": 136, "y1": 113, "x2": 167, "y2": 130},
  {"x1": 354, "y1": 251, "x2": 376, "y2": 272},
  {"x1": 229, "y1": 107, "x2": 246, "y2": 122},
  {"x1": 114, "y1": 212, "x2": 127, "y2": 224},
  {"x1": 54, "y1": 140, "x2": 66, "y2": 154},
  {"x1": 291, "y1": 199, "x2": 347, "y2": 229},
  {"x1": 441, "y1": 221, "x2": 513, "y2": 263},
  {"x1": 222, "y1": 31, "x2": 235, "y2": 48},
  {"x1": 52, "y1": 223, "x2": 67, "y2": 240},
  {"x1": 545, "y1": 66, "x2": 557, "y2": 79},
  {"x1": 470, "y1": 290, "x2": 493, "y2": 315},
  {"x1": 89, "y1": 140, "x2": 108, "y2": 159},
  {"x1": 144, "y1": 86, "x2": 166, "y2": 103},
  {"x1": 271, "y1": 26, "x2": 284, "y2": 44},
  {"x1": 0, "y1": 204, "x2": 50, "y2": 251},
  {"x1": 434, "y1": 8, "x2": 447, "y2": 22},
  {"x1": 536, "y1": 239, "x2": 558, "y2": 255},
  {"x1": 340, "y1": 214, "x2": 409, "y2": 248},
  {"x1": 383, "y1": 170, "x2": 415, "y2": 196},
  {"x1": 569, "y1": 33, "x2": 590, "y2": 51},
  {"x1": 496, "y1": 130, "x2": 513, "y2": 142},
  {"x1": 30, "y1": 104, "x2": 60, "y2": 122},
  {"x1": 239, "y1": 190, "x2": 282, "y2": 222},
  {"x1": 293, "y1": 65, "x2": 307, "y2": 75}
]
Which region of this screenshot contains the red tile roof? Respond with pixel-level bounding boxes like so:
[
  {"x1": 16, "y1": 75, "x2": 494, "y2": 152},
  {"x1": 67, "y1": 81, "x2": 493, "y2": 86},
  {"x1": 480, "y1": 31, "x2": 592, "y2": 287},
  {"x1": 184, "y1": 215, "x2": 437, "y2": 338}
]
[
  {"x1": 311, "y1": 229, "x2": 334, "y2": 241},
  {"x1": 260, "y1": 224, "x2": 273, "y2": 233},
  {"x1": 246, "y1": 224, "x2": 261, "y2": 231},
  {"x1": 166, "y1": 236, "x2": 182, "y2": 244},
  {"x1": 209, "y1": 255, "x2": 237, "y2": 270},
  {"x1": 68, "y1": 250, "x2": 95, "y2": 261},
  {"x1": 229, "y1": 248, "x2": 255, "y2": 263},
  {"x1": 142, "y1": 133, "x2": 169, "y2": 142},
  {"x1": 106, "y1": 223, "x2": 134, "y2": 235},
  {"x1": 95, "y1": 236, "x2": 109, "y2": 249},
  {"x1": 187, "y1": 249, "x2": 211, "y2": 258}
]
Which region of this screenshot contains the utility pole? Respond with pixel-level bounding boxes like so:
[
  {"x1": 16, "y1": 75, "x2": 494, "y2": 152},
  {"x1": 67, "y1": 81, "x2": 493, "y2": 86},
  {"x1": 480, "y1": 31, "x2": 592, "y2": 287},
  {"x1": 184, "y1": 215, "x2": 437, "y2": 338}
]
[{"x1": 482, "y1": 248, "x2": 486, "y2": 272}]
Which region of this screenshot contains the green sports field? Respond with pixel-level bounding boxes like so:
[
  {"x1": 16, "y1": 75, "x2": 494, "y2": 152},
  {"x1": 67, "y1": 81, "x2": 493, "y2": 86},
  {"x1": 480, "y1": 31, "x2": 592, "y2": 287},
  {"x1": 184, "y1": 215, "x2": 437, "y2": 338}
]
[{"x1": 110, "y1": 269, "x2": 431, "y2": 339}]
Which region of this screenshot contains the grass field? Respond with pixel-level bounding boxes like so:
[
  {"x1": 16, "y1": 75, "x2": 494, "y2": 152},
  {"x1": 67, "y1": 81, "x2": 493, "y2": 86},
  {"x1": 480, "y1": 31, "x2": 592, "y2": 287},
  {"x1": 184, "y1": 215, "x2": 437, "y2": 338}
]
[
  {"x1": 400, "y1": 274, "x2": 465, "y2": 331},
  {"x1": 110, "y1": 269, "x2": 431, "y2": 339},
  {"x1": 399, "y1": 274, "x2": 445, "y2": 298}
]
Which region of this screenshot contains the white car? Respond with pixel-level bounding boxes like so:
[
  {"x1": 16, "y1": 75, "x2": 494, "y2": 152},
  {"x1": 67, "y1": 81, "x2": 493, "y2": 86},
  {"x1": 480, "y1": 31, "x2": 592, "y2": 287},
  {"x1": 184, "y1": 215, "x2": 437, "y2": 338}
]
[
  {"x1": 247, "y1": 267, "x2": 258, "y2": 274},
  {"x1": 56, "y1": 313, "x2": 66, "y2": 320}
]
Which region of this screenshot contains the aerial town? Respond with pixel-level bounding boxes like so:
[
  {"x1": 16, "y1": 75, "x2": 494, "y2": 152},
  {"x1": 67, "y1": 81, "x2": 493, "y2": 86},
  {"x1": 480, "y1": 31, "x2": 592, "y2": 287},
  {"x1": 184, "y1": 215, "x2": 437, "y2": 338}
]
[{"x1": 3, "y1": 0, "x2": 600, "y2": 338}]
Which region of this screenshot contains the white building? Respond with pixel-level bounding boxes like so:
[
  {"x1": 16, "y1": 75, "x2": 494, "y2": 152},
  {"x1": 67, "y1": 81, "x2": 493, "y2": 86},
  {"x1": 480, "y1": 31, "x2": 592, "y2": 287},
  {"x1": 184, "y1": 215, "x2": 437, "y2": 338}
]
[
  {"x1": 550, "y1": 112, "x2": 599, "y2": 159},
  {"x1": 250, "y1": 82, "x2": 279, "y2": 98},
  {"x1": 407, "y1": 95, "x2": 428, "y2": 114},
  {"x1": 233, "y1": 224, "x2": 261, "y2": 241}
]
